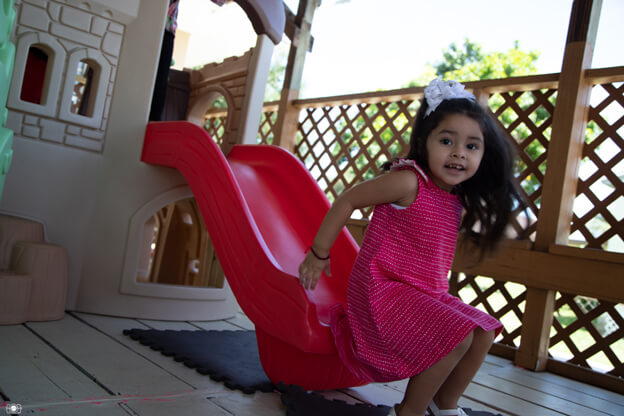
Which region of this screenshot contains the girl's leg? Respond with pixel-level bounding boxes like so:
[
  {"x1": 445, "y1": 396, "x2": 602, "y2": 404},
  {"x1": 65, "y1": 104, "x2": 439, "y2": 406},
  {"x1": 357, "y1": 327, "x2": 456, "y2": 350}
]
[
  {"x1": 433, "y1": 327, "x2": 495, "y2": 410},
  {"x1": 397, "y1": 332, "x2": 473, "y2": 416}
]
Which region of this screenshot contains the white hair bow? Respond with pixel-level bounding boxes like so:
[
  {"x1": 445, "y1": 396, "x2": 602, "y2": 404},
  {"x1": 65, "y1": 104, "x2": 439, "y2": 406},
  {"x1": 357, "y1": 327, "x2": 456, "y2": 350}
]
[{"x1": 424, "y1": 78, "x2": 476, "y2": 116}]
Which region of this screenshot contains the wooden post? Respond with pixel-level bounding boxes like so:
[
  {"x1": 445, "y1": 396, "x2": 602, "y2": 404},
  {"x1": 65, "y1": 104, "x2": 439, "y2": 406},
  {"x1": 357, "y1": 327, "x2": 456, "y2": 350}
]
[
  {"x1": 273, "y1": 0, "x2": 319, "y2": 152},
  {"x1": 516, "y1": 0, "x2": 601, "y2": 371}
]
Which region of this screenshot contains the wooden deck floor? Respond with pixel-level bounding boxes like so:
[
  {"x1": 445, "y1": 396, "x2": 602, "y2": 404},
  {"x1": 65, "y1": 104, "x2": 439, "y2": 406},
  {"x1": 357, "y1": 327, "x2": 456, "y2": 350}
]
[{"x1": 0, "y1": 311, "x2": 622, "y2": 416}]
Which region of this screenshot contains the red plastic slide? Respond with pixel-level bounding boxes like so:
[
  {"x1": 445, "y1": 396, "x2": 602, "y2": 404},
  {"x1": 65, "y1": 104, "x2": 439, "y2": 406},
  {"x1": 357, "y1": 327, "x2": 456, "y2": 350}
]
[{"x1": 142, "y1": 121, "x2": 368, "y2": 389}]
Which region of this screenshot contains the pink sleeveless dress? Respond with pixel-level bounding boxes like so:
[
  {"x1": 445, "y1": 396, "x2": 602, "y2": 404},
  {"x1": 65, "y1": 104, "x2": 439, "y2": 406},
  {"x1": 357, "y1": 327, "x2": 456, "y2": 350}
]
[{"x1": 331, "y1": 159, "x2": 503, "y2": 382}]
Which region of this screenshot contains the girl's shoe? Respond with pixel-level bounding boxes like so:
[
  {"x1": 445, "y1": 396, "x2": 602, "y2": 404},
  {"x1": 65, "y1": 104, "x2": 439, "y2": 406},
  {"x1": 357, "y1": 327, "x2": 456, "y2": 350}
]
[{"x1": 427, "y1": 401, "x2": 468, "y2": 416}]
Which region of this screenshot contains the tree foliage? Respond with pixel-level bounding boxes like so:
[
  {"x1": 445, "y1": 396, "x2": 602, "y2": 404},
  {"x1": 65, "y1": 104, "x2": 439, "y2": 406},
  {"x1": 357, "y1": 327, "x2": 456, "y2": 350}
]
[
  {"x1": 406, "y1": 38, "x2": 540, "y2": 87},
  {"x1": 435, "y1": 39, "x2": 485, "y2": 77}
]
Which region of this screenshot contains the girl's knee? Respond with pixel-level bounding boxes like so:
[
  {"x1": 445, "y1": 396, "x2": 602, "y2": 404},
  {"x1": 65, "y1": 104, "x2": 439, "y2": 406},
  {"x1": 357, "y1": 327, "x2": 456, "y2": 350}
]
[
  {"x1": 472, "y1": 327, "x2": 495, "y2": 352},
  {"x1": 455, "y1": 331, "x2": 473, "y2": 354},
  {"x1": 453, "y1": 328, "x2": 494, "y2": 356},
  {"x1": 475, "y1": 327, "x2": 495, "y2": 344}
]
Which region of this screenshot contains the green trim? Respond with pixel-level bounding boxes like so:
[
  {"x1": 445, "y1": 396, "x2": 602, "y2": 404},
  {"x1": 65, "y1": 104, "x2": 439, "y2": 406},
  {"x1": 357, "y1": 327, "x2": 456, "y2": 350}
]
[{"x1": 0, "y1": 0, "x2": 15, "y2": 200}]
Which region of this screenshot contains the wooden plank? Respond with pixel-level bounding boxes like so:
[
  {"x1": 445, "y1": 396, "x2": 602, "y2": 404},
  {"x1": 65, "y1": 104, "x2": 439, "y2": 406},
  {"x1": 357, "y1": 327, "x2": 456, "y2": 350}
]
[
  {"x1": 458, "y1": 397, "x2": 512, "y2": 416},
  {"x1": 291, "y1": 74, "x2": 563, "y2": 109},
  {"x1": 0, "y1": 324, "x2": 107, "y2": 403},
  {"x1": 471, "y1": 364, "x2": 607, "y2": 416},
  {"x1": 586, "y1": 66, "x2": 624, "y2": 84},
  {"x1": 453, "y1": 244, "x2": 624, "y2": 304},
  {"x1": 548, "y1": 244, "x2": 624, "y2": 264},
  {"x1": 463, "y1": 382, "x2": 564, "y2": 416},
  {"x1": 210, "y1": 391, "x2": 285, "y2": 416},
  {"x1": 74, "y1": 313, "x2": 227, "y2": 392},
  {"x1": 484, "y1": 353, "x2": 513, "y2": 368},
  {"x1": 547, "y1": 355, "x2": 624, "y2": 395},
  {"x1": 489, "y1": 364, "x2": 624, "y2": 415},
  {"x1": 121, "y1": 390, "x2": 231, "y2": 416},
  {"x1": 20, "y1": 400, "x2": 132, "y2": 415},
  {"x1": 274, "y1": 0, "x2": 319, "y2": 152},
  {"x1": 189, "y1": 320, "x2": 243, "y2": 331},
  {"x1": 536, "y1": 50, "x2": 598, "y2": 246},
  {"x1": 355, "y1": 379, "x2": 525, "y2": 416},
  {"x1": 535, "y1": 0, "x2": 602, "y2": 247},
  {"x1": 383, "y1": 360, "x2": 538, "y2": 415},
  {"x1": 340, "y1": 382, "x2": 403, "y2": 407},
  {"x1": 344, "y1": 360, "x2": 512, "y2": 415},
  {"x1": 137, "y1": 319, "x2": 200, "y2": 331},
  {"x1": 271, "y1": 67, "x2": 617, "y2": 111},
  {"x1": 516, "y1": 288, "x2": 555, "y2": 371},
  {"x1": 19, "y1": 389, "x2": 234, "y2": 416},
  {"x1": 224, "y1": 312, "x2": 255, "y2": 330},
  {"x1": 74, "y1": 313, "x2": 285, "y2": 415},
  {"x1": 25, "y1": 315, "x2": 192, "y2": 396},
  {"x1": 523, "y1": 366, "x2": 624, "y2": 406}
]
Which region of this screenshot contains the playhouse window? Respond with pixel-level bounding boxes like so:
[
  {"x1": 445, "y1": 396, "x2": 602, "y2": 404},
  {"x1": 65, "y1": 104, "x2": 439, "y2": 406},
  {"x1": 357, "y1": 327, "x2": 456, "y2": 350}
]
[
  {"x1": 137, "y1": 198, "x2": 225, "y2": 289},
  {"x1": 20, "y1": 46, "x2": 49, "y2": 104},
  {"x1": 70, "y1": 60, "x2": 96, "y2": 116}
]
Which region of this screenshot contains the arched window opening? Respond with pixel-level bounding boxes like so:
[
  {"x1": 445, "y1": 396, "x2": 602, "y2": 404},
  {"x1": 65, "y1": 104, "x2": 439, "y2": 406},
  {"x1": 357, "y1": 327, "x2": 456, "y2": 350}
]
[
  {"x1": 20, "y1": 46, "x2": 49, "y2": 104},
  {"x1": 70, "y1": 60, "x2": 97, "y2": 116},
  {"x1": 202, "y1": 93, "x2": 228, "y2": 145},
  {"x1": 137, "y1": 197, "x2": 225, "y2": 289}
]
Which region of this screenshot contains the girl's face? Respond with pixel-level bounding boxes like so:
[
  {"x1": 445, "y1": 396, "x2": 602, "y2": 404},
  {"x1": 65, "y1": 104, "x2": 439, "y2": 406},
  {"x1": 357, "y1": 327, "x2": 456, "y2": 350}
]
[{"x1": 425, "y1": 113, "x2": 485, "y2": 191}]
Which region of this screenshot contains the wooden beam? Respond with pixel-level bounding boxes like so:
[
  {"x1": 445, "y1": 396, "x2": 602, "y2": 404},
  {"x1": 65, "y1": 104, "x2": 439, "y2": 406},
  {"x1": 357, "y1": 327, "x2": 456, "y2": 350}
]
[
  {"x1": 516, "y1": 288, "x2": 555, "y2": 371},
  {"x1": 452, "y1": 242, "x2": 624, "y2": 304},
  {"x1": 535, "y1": 0, "x2": 602, "y2": 250},
  {"x1": 517, "y1": 0, "x2": 602, "y2": 371},
  {"x1": 273, "y1": 0, "x2": 319, "y2": 152},
  {"x1": 285, "y1": 67, "x2": 620, "y2": 110},
  {"x1": 284, "y1": 4, "x2": 314, "y2": 51}
]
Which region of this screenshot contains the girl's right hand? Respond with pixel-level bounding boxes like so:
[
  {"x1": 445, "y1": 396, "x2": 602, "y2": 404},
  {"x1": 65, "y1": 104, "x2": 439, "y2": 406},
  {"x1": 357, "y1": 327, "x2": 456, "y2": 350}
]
[{"x1": 298, "y1": 251, "x2": 331, "y2": 290}]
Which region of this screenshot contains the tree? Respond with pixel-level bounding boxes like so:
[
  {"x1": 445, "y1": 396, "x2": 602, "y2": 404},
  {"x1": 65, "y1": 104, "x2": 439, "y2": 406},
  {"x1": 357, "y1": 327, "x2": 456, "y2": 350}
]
[
  {"x1": 437, "y1": 39, "x2": 540, "y2": 81},
  {"x1": 406, "y1": 38, "x2": 540, "y2": 86},
  {"x1": 435, "y1": 39, "x2": 485, "y2": 77}
]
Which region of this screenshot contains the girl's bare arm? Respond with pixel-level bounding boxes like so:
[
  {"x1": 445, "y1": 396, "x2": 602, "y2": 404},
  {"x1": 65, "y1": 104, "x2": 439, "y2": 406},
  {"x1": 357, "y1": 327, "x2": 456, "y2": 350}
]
[{"x1": 298, "y1": 169, "x2": 419, "y2": 290}]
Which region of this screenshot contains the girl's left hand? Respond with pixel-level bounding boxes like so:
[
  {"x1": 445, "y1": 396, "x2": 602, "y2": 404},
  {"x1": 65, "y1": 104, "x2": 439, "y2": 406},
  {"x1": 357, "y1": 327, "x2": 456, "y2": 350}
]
[{"x1": 298, "y1": 251, "x2": 331, "y2": 290}]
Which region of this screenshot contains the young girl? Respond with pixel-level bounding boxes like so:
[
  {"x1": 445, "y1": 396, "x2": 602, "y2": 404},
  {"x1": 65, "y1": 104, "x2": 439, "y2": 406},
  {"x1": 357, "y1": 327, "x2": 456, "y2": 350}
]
[{"x1": 298, "y1": 78, "x2": 526, "y2": 416}]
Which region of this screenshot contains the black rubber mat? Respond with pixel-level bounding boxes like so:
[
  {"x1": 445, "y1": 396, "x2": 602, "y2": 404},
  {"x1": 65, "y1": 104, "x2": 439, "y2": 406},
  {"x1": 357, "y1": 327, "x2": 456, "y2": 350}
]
[
  {"x1": 276, "y1": 383, "x2": 502, "y2": 416},
  {"x1": 277, "y1": 383, "x2": 392, "y2": 416},
  {"x1": 123, "y1": 329, "x2": 503, "y2": 415},
  {"x1": 123, "y1": 328, "x2": 274, "y2": 394}
]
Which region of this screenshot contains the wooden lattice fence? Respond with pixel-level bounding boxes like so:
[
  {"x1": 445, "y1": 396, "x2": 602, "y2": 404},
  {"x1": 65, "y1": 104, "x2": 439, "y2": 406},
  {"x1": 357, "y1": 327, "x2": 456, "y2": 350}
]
[{"x1": 201, "y1": 69, "x2": 624, "y2": 392}]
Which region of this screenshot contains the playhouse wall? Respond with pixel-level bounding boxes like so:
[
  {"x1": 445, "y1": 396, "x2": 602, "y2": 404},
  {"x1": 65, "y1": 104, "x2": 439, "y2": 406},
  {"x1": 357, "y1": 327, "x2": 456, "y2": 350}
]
[
  {"x1": 0, "y1": 137, "x2": 101, "y2": 308},
  {"x1": 0, "y1": 0, "x2": 146, "y2": 310},
  {"x1": 1, "y1": 0, "x2": 237, "y2": 320},
  {"x1": 75, "y1": 1, "x2": 235, "y2": 320}
]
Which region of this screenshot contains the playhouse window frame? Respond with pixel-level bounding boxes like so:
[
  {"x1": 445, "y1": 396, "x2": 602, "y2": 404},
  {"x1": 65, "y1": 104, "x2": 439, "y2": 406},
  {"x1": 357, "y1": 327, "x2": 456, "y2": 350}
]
[{"x1": 8, "y1": 32, "x2": 65, "y2": 117}]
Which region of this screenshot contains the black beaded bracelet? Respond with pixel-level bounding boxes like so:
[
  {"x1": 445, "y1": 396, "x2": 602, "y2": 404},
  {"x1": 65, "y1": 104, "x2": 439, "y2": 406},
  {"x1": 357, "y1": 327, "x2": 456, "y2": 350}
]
[{"x1": 308, "y1": 246, "x2": 330, "y2": 260}]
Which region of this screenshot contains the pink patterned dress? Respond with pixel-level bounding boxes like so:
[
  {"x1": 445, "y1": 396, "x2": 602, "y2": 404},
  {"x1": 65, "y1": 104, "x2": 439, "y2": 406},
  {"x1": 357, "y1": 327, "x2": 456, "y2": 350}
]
[{"x1": 331, "y1": 160, "x2": 503, "y2": 382}]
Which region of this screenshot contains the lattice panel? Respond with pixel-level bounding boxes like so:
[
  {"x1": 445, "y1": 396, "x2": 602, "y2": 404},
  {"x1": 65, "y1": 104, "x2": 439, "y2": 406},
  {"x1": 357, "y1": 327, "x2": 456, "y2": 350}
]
[
  {"x1": 294, "y1": 100, "x2": 420, "y2": 218},
  {"x1": 570, "y1": 81, "x2": 624, "y2": 253},
  {"x1": 203, "y1": 114, "x2": 226, "y2": 146},
  {"x1": 450, "y1": 272, "x2": 526, "y2": 349},
  {"x1": 550, "y1": 292, "x2": 624, "y2": 377},
  {"x1": 202, "y1": 111, "x2": 277, "y2": 145},
  {"x1": 487, "y1": 89, "x2": 557, "y2": 238},
  {"x1": 258, "y1": 110, "x2": 278, "y2": 144}
]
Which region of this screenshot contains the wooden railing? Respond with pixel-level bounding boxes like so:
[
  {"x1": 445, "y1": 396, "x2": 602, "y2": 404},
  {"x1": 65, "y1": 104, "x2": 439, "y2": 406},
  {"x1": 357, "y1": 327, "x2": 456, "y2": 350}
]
[{"x1": 203, "y1": 67, "x2": 624, "y2": 393}]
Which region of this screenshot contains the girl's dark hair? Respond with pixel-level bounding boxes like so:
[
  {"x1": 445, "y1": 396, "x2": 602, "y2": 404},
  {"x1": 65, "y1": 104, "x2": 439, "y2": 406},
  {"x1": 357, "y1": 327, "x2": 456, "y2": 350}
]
[{"x1": 384, "y1": 97, "x2": 528, "y2": 256}]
